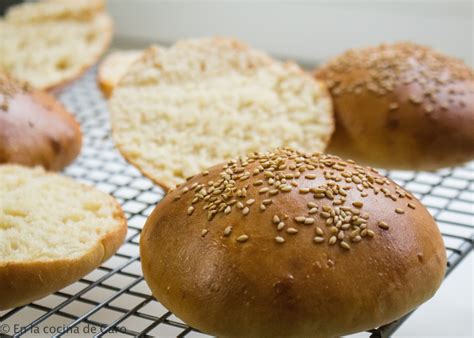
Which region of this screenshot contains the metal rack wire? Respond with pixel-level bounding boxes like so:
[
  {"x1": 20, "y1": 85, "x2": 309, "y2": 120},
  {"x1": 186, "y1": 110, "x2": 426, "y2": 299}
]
[{"x1": 0, "y1": 69, "x2": 472, "y2": 337}]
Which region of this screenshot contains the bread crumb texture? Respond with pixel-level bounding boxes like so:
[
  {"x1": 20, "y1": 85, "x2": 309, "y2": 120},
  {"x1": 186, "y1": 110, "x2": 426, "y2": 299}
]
[
  {"x1": 0, "y1": 165, "x2": 123, "y2": 262},
  {"x1": 110, "y1": 38, "x2": 334, "y2": 188},
  {"x1": 0, "y1": 0, "x2": 112, "y2": 89},
  {"x1": 98, "y1": 49, "x2": 144, "y2": 95}
]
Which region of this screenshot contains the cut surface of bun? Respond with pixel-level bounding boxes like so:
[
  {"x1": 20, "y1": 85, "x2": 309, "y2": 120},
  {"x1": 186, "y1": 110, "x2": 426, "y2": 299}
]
[
  {"x1": 0, "y1": 0, "x2": 112, "y2": 90},
  {"x1": 110, "y1": 38, "x2": 334, "y2": 189},
  {"x1": 98, "y1": 49, "x2": 144, "y2": 98},
  {"x1": 0, "y1": 165, "x2": 127, "y2": 310}
]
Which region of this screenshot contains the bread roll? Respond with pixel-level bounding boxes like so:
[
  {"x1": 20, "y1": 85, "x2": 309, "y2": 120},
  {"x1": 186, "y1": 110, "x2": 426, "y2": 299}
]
[
  {"x1": 110, "y1": 37, "x2": 334, "y2": 189},
  {"x1": 0, "y1": 0, "x2": 112, "y2": 91},
  {"x1": 0, "y1": 165, "x2": 127, "y2": 310},
  {"x1": 98, "y1": 50, "x2": 143, "y2": 98},
  {"x1": 315, "y1": 42, "x2": 474, "y2": 170},
  {"x1": 140, "y1": 148, "x2": 446, "y2": 337},
  {"x1": 0, "y1": 73, "x2": 82, "y2": 170}
]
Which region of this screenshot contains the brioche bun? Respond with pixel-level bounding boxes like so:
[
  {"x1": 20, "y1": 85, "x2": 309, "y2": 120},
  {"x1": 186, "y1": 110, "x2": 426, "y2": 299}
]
[{"x1": 141, "y1": 148, "x2": 446, "y2": 337}]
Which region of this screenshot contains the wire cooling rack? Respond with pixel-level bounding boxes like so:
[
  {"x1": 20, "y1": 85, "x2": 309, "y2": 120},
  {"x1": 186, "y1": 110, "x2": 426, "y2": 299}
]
[{"x1": 0, "y1": 68, "x2": 473, "y2": 338}]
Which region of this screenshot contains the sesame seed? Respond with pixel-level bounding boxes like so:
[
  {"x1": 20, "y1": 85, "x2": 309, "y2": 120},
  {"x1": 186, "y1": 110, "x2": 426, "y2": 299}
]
[
  {"x1": 315, "y1": 227, "x2": 324, "y2": 236},
  {"x1": 260, "y1": 204, "x2": 266, "y2": 211},
  {"x1": 259, "y1": 187, "x2": 269, "y2": 194},
  {"x1": 246, "y1": 199, "x2": 255, "y2": 205},
  {"x1": 224, "y1": 226, "x2": 232, "y2": 236},
  {"x1": 264, "y1": 171, "x2": 274, "y2": 178},
  {"x1": 307, "y1": 202, "x2": 317, "y2": 209},
  {"x1": 378, "y1": 221, "x2": 389, "y2": 230},
  {"x1": 273, "y1": 215, "x2": 280, "y2": 224},
  {"x1": 187, "y1": 206, "x2": 195, "y2": 215},
  {"x1": 367, "y1": 230, "x2": 375, "y2": 237},
  {"x1": 308, "y1": 207, "x2": 318, "y2": 214},
  {"x1": 294, "y1": 216, "x2": 306, "y2": 223},
  {"x1": 269, "y1": 189, "x2": 279, "y2": 195},
  {"x1": 299, "y1": 188, "x2": 310, "y2": 194},
  {"x1": 340, "y1": 241, "x2": 351, "y2": 250},
  {"x1": 320, "y1": 212, "x2": 331, "y2": 219},
  {"x1": 277, "y1": 222, "x2": 285, "y2": 230},
  {"x1": 305, "y1": 174, "x2": 317, "y2": 179},
  {"x1": 286, "y1": 227, "x2": 298, "y2": 234},
  {"x1": 352, "y1": 201, "x2": 363, "y2": 208},
  {"x1": 275, "y1": 236, "x2": 285, "y2": 243},
  {"x1": 352, "y1": 235, "x2": 362, "y2": 243},
  {"x1": 262, "y1": 199, "x2": 272, "y2": 205},
  {"x1": 329, "y1": 236, "x2": 337, "y2": 245},
  {"x1": 242, "y1": 207, "x2": 250, "y2": 215},
  {"x1": 304, "y1": 217, "x2": 315, "y2": 225},
  {"x1": 395, "y1": 208, "x2": 405, "y2": 214},
  {"x1": 237, "y1": 202, "x2": 244, "y2": 209},
  {"x1": 236, "y1": 234, "x2": 249, "y2": 242},
  {"x1": 408, "y1": 203, "x2": 416, "y2": 209},
  {"x1": 253, "y1": 180, "x2": 264, "y2": 186},
  {"x1": 202, "y1": 170, "x2": 209, "y2": 176},
  {"x1": 280, "y1": 185, "x2": 292, "y2": 192},
  {"x1": 224, "y1": 206, "x2": 231, "y2": 214},
  {"x1": 201, "y1": 229, "x2": 209, "y2": 237},
  {"x1": 314, "y1": 236, "x2": 325, "y2": 243}
]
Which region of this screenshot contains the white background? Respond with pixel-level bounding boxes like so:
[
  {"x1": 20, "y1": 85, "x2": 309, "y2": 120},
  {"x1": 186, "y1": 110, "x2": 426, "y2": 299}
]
[{"x1": 108, "y1": 0, "x2": 473, "y2": 67}]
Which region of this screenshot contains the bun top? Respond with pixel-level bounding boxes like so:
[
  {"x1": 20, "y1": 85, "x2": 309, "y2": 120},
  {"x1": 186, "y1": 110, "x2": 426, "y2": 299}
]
[
  {"x1": 0, "y1": 73, "x2": 82, "y2": 170},
  {"x1": 141, "y1": 147, "x2": 447, "y2": 337},
  {"x1": 170, "y1": 147, "x2": 422, "y2": 247},
  {"x1": 316, "y1": 42, "x2": 473, "y2": 110},
  {"x1": 315, "y1": 42, "x2": 474, "y2": 170}
]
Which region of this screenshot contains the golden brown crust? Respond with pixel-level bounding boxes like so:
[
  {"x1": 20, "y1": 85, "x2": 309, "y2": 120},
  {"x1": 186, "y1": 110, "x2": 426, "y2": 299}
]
[
  {"x1": 140, "y1": 148, "x2": 446, "y2": 337},
  {"x1": 315, "y1": 42, "x2": 474, "y2": 170},
  {"x1": 0, "y1": 74, "x2": 82, "y2": 170},
  {"x1": 0, "y1": 199, "x2": 127, "y2": 310}
]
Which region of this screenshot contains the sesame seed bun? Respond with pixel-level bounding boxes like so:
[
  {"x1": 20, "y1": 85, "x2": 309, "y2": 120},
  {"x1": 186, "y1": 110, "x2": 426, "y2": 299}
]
[
  {"x1": 140, "y1": 148, "x2": 446, "y2": 337},
  {"x1": 315, "y1": 42, "x2": 474, "y2": 170},
  {"x1": 110, "y1": 37, "x2": 334, "y2": 190},
  {"x1": 0, "y1": 73, "x2": 82, "y2": 171}
]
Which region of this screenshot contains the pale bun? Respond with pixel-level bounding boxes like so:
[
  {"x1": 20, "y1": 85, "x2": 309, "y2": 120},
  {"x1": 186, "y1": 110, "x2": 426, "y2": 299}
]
[
  {"x1": 141, "y1": 147, "x2": 446, "y2": 337},
  {"x1": 0, "y1": 165, "x2": 127, "y2": 310},
  {"x1": 0, "y1": 73, "x2": 82, "y2": 170},
  {"x1": 315, "y1": 42, "x2": 474, "y2": 170}
]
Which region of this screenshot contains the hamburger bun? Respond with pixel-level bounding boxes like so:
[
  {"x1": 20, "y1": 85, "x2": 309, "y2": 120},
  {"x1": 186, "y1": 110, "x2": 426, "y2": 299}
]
[
  {"x1": 315, "y1": 42, "x2": 474, "y2": 170},
  {"x1": 97, "y1": 49, "x2": 143, "y2": 98},
  {"x1": 0, "y1": 165, "x2": 127, "y2": 310},
  {"x1": 110, "y1": 37, "x2": 334, "y2": 189},
  {"x1": 140, "y1": 147, "x2": 446, "y2": 337},
  {"x1": 0, "y1": 0, "x2": 113, "y2": 91},
  {"x1": 0, "y1": 73, "x2": 82, "y2": 170}
]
